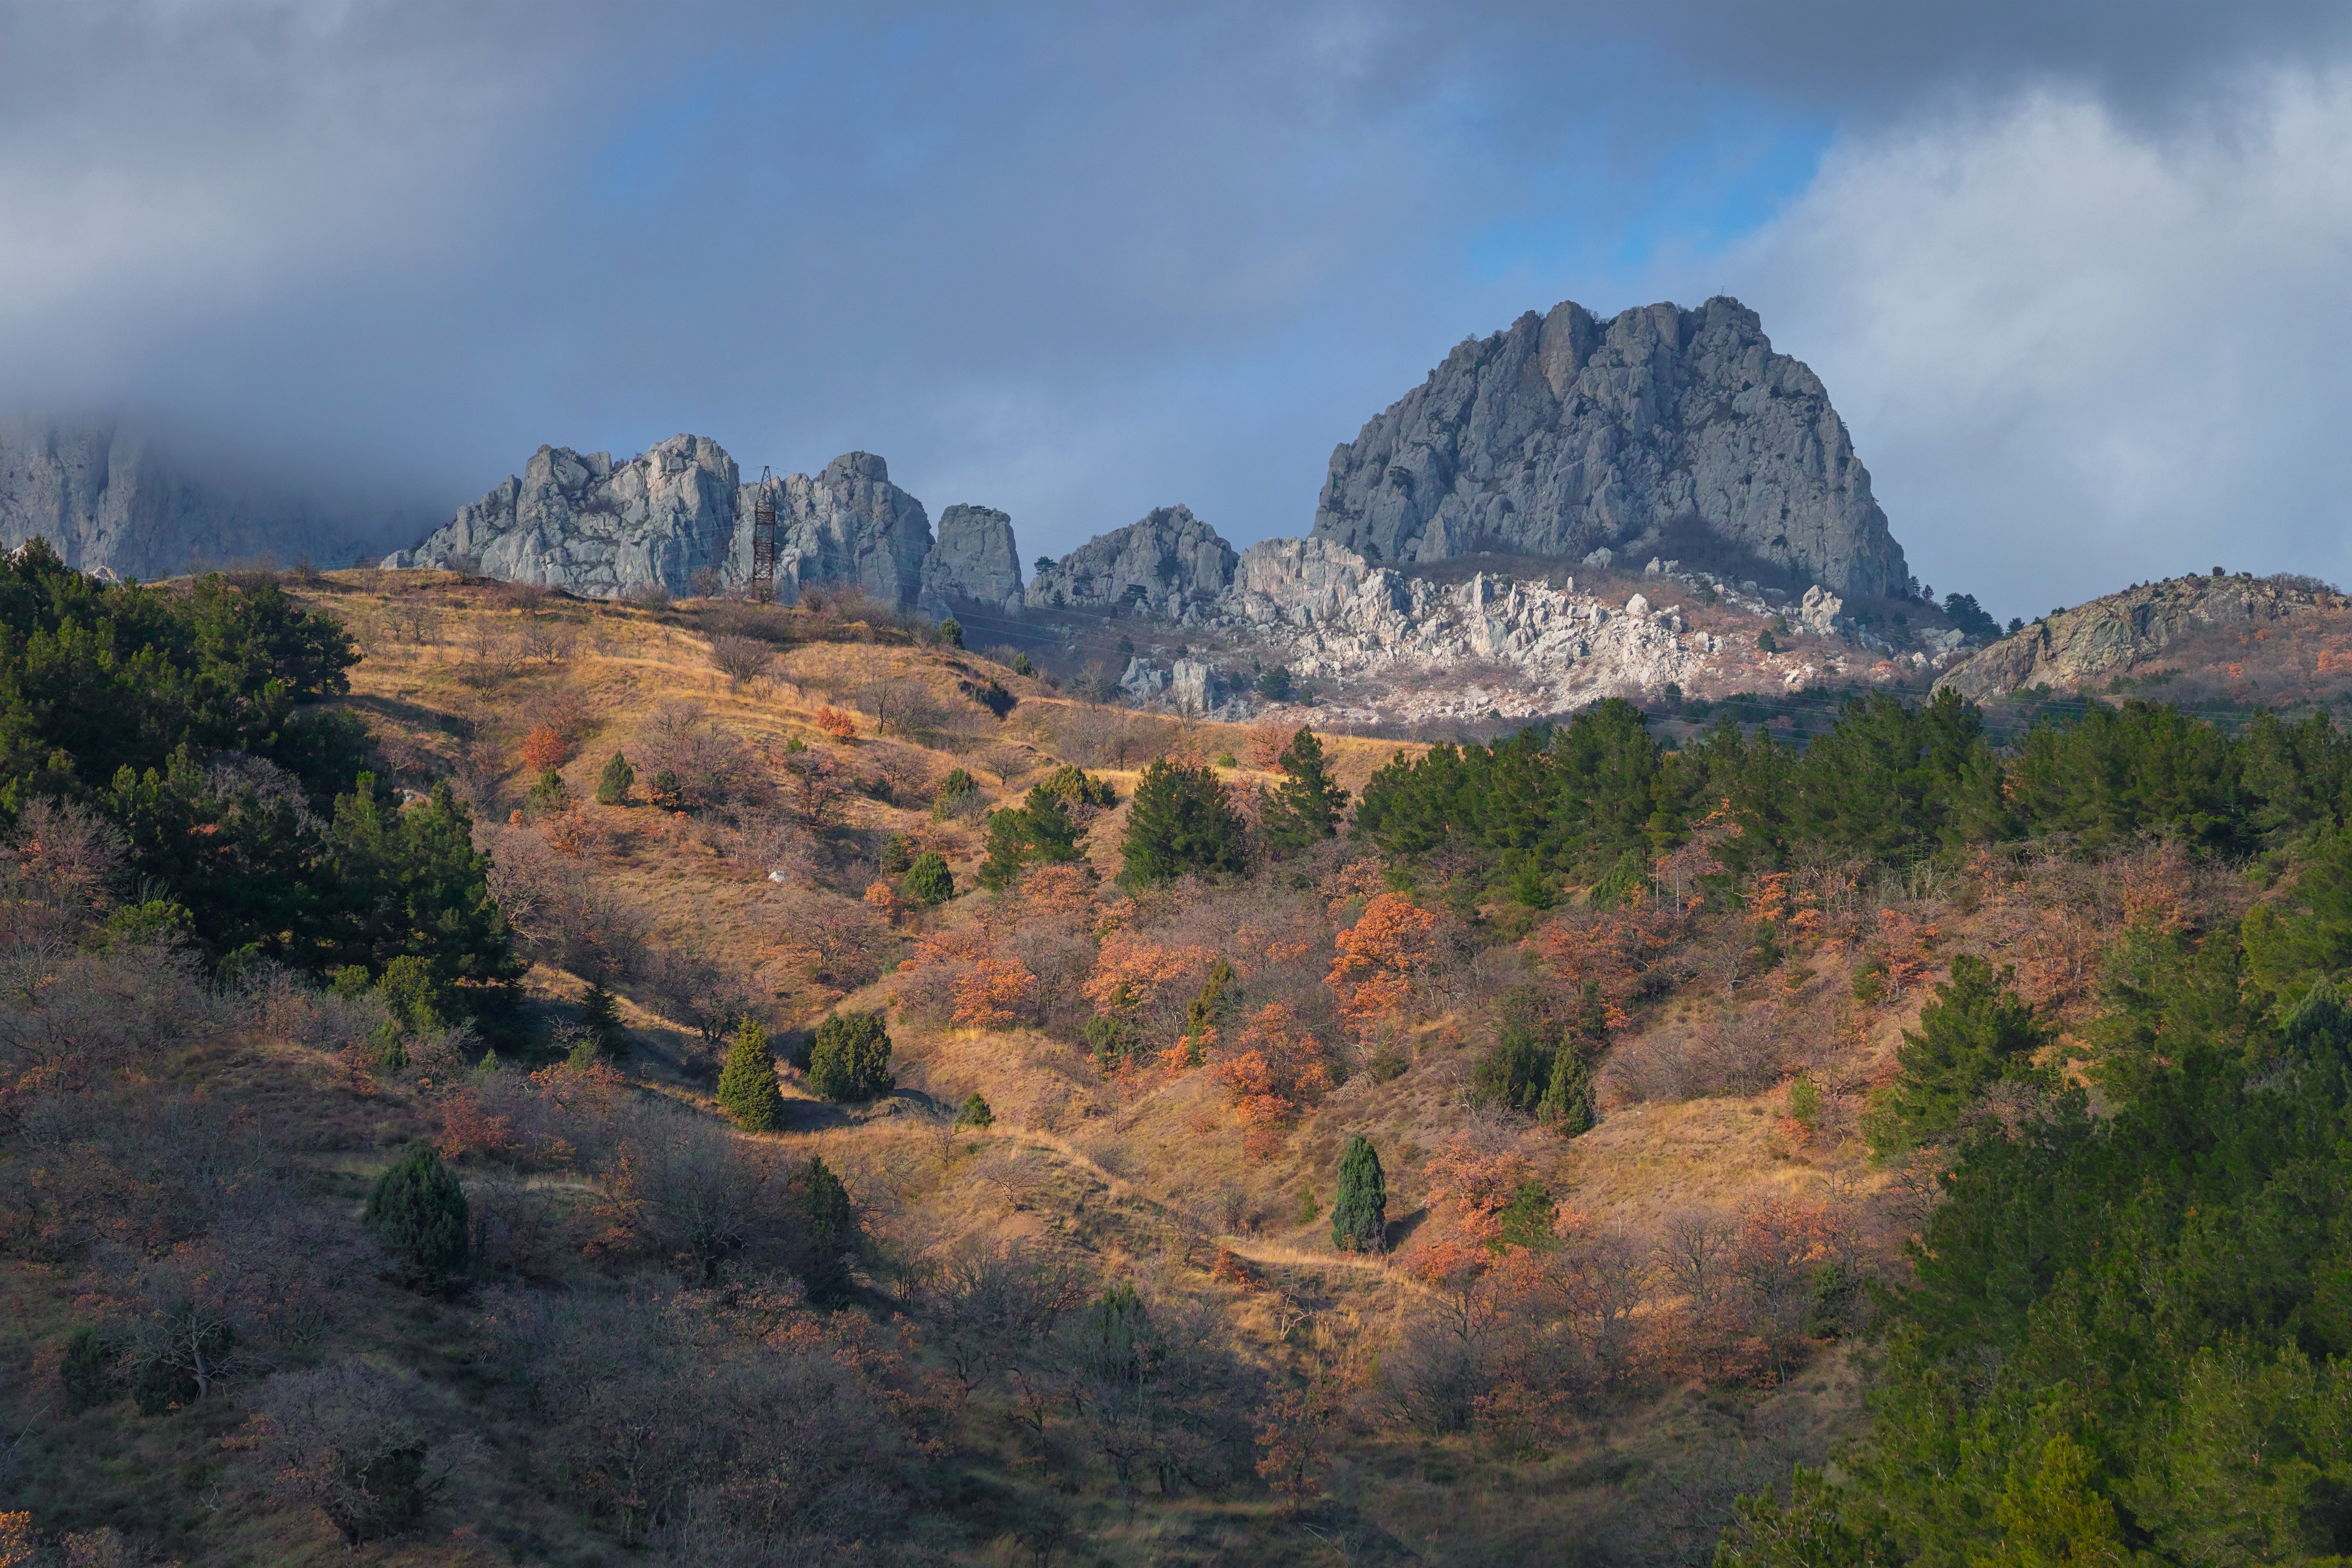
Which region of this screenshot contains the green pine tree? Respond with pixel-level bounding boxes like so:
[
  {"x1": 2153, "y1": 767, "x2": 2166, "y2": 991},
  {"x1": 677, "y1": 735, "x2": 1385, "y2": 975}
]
[
  {"x1": 954, "y1": 1091, "x2": 995, "y2": 1130},
  {"x1": 715, "y1": 1015, "x2": 785, "y2": 1131},
  {"x1": 580, "y1": 982, "x2": 624, "y2": 1061},
  {"x1": 1330, "y1": 1135, "x2": 1387, "y2": 1252},
  {"x1": 978, "y1": 787, "x2": 1082, "y2": 890},
  {"x1": 1865, "y1": 954, "x2": 2052, "y2": 1157},
  {"x1": 800, "y1": 1155, "x2": 857, "y2": 1305},
  {"x1": 365, "y1": 1142, "x2": 470, "y2": 1278},
  {"x1": 1539, "y1": 1040, "x2": 1597, "y2": 1136},
  {"x1": 881, "y1": 832, "x2": 914, "y2": 874},
  {"x1": 938, "y1": 617, "x2": 964, "y2": 649},
  {"x1": 595, "y1": 751, "x2": 635, "y2": 805},
  {"x1": 1120, "y1": 759, "x2": 1248, "y2": 887},
  {"x1": 1258, "y1": 727, "x2": 1349, "y2": 856},
  {"x1": 905, "y1": 851, "x2": 955, "y2": 905},
  {"x1": 808, "y1": 1010, "x2": 895, "y2": 1101}
]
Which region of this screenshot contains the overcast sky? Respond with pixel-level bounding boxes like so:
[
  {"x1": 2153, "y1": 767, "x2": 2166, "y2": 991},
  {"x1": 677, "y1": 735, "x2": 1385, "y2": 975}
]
[{"x1": 4, "y1": 1, "x2": 2349, "y2": 616}]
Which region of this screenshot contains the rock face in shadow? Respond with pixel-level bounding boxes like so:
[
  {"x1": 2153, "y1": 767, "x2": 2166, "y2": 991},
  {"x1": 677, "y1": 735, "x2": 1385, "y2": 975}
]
[
  {"x1": 1025, "y1": 504, "x2": 1236, "y2": 621},
  {"x1": 920, "y1": 503, "x2": 1024, "y2": 616},
  {"x1": 1310, "y1": 296, "x2": 1909, "y2": 598},
  {"x1": 395, "y1": 439, "x2": 935, "y2": 607},
  {"x1": 0, "y1": 415, "x2": 421, "y2": 579}
]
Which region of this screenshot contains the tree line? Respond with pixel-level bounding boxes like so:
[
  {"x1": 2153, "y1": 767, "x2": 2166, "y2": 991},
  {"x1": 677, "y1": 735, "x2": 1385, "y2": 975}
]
[
  {"x1": 1356, "y1": 689, "x2": 2352, "y2": 898},
  {"x1": 0, "y1": 541, "x2": 517, "y2": 1019}
]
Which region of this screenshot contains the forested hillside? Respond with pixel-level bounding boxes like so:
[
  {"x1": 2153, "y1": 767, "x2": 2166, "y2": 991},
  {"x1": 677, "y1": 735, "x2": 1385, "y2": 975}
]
[{"x1": 5, "y1": 552, "x2": 2352, "y2": 1565}]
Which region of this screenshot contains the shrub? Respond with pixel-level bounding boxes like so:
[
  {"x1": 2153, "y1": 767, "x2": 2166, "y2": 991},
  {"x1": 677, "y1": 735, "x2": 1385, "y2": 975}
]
[
  {"x1": 709, "y1": 634, "x2": 772, "y2": 684},
  {"x1": 1012, "y1": 653, "x2": 1035, "y2": 677},
  {"x1": 526, "y1": 769, "x2": 569, "y2": 813},
  {"x1": 62, "y1": 1325, "x2": 118, "y2": 1412},
  {"x1": 1757, "y1": 628, "x2": 1778, "y2": 654},
  {"x1": 881, "y1": 833, "x2": 913, "y2": 874},
  {"x1": 808, "y1": 1011, "x2": 894, "y2": 1101},
  {"x1": 376, "y1": 955, "x2": 445, "y2": 1031},
  {"x1": 1034, "y1": 764, "x2": 1115, "y2": 811},
  {"x1": 1471, "y1": 1026, "x2": 1556, "y2": 1115},
  {"x1": 813, "y1": 706, "x2": 858, "y2": 741},
  {"x1": 715, "y1": 1016, "x2": 785, "y2": 1131},
  {"x1": 905, "y1": 851, "x2": 954, "y2": 905},
  {"x1": 938, "y1": 617, "x2": 964, "y2": 649},
  {"x1": 1331, "y1": 1136, "x2": 1387, "y2": 1252},
  {"x1": 648, "y1": 768, "x2": 686, "y2": 810},
  {"x1": 799, "y1": 1156, "x2": 857, "y2": 1305},
  {"x1": 933, "y1": 768, "x2": 980, "y2": 820},
  {"x1": 954, "y1": 1091, "x2": 994, "y2": 1130},
  {"x1": 520, "y1": 724, "x2": 571, "y2": 773},
  {"x1": 595, "y1": 751, "x2": 634, "y2": 805},
  {"x1": 365, "y1": 1143, "x2": 470, "y2": 1278}
]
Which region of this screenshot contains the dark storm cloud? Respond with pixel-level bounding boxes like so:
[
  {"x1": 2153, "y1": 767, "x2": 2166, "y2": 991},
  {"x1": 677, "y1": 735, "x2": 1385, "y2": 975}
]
[{"x1": 1, "y1": 1, "x2": 2346, "y2": 604}]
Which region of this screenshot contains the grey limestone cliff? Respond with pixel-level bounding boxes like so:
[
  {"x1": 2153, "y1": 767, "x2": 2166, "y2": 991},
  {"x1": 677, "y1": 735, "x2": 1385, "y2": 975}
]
[
  {"x1": 396, "y1": 439, "x2": 936, "y2": 607},
  {"x1": 919, "y1": 503, "x2": 1023, "y2": 615},
  {"x1": 0, "y1": 414, "x2": 422, "y2": 579},
  {"x1": 1310, "y1": 296, "x2": 1908, "y2": 598},
  {"x1": 1025, "y1": 504, "x2": 1236, "y2": 621}
]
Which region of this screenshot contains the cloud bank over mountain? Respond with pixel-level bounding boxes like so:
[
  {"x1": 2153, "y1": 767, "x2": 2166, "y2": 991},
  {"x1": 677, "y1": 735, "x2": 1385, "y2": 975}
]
[{"x1": 2, "y1": 2, "x2": 2348, "y2": 614}]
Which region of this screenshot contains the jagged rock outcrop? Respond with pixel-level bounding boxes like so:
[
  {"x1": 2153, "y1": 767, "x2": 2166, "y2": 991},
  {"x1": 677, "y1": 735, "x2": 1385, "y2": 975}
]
[
  {"x1": 1311, "y1": 296, "x2": 1908, "y2": 598},
  {"x1": 397, "y1": 435, "x2": 741, "y2": 597},
  {"x1": 395, "y1": 439, "x2": 934, "y2": 607},
  {"x1": 0, "y1": 414, "x2": 421, "y2": 579},
  {"x1": 920, "y1": 503, "x2": 1023, "y2": 615},
  {"x1": 1025, "y1": 504, "x2": 1236, "y2": 620},
  {"x1": 1937, "y1": 574, "x2": 2347, "y2": 701},
  {"x1": 768, "y1": 452, "x2": 932, "y2": 609}
]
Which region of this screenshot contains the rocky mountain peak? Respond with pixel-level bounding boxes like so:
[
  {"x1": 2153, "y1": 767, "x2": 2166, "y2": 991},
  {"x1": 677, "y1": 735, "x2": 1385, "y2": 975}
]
[
  {"x1": 1310, "y1": 295, "x2": 1908, "y2": 598},
  {"x1": 1025, "y1": 503, "x2": 1237, "y2": 621}
]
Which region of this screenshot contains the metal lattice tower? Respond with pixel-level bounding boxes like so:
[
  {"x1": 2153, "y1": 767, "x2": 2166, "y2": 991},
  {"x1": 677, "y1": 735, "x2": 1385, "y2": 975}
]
[{"x1": 750, "y1": 464, "x2": 777, "y2": 602}]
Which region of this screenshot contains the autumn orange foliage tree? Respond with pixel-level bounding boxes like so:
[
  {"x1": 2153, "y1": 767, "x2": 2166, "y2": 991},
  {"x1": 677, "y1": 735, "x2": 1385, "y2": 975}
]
[
  {"x1": 1208, "y1": 1002, "x2": 1331, "y2": 1158},
  {"x1": 1325, "y1": 892, "x2": 1437, "y2": 1035},
  {"x1": 520, "y1": 723, "x2": 572, "y2": 773},
  {"x1": 813, "y1": 706, "x2": 858, "y2": 741},
  {"x1": 951, "y1": 959, "x2": 1038, "y2": 1029}
]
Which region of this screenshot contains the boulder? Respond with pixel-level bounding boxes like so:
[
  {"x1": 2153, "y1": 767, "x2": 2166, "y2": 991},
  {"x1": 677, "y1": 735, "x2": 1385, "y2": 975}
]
[
  {"x1": 1311, "y1": 296, "x2": 1909, "y2": 598},
  {"x1": 1025, "y1": 504, "x2": 1236, "y2": 620}
]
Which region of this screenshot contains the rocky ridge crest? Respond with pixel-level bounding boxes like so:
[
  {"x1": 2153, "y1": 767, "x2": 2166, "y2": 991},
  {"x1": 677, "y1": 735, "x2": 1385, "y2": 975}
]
[{"x1": 1936, "y1": 573, "x2": 2351, "y2": 702}]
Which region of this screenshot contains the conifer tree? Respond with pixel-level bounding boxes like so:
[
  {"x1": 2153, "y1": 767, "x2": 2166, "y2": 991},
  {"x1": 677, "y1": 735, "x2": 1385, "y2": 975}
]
[
  {"x1": 580, "y1": 982, "x2": 624, "y2": 1060},
  {"x1": 905, "y1": 851, "x2": 955, "y2": 905},
  {"x1": 1330, "y1": 1135, "x2": 1387, "y2": 1252},
  {"x1": 1539, "y1": 1041, "x2": 1597, "y2": 1136},
  {"x1": 1120, "y1": 759, "x2": 1248, "y2": 887},
  {"x1": 800, "y1": 1155, "x2": 857, "y2": 1304},
  {"x1": 365, "y1": 1143, "x2": 470, "y2": 1278},
  {"x1": 808, "y1": 1010, "x2": 895, "y2": 1101},
  {"x1": 1865, "y1": 954, "x2": 2052, "y2": 1156},
  {"x1": 954, "y1": 1091, "x2": 995, "y2": 1130},
  {"x1": 1258, "y1": 727, "x2": 1349, "y2": 856},
  {"x1": 977, "y1": 787, "x2": 1081, "y2": 890},
  {"x1": 715, "y1": 1016, "x2": 785, "y2": 1131},
  {"x1": 595, "y1": 751, "x2": 634, "y2": 805}
]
